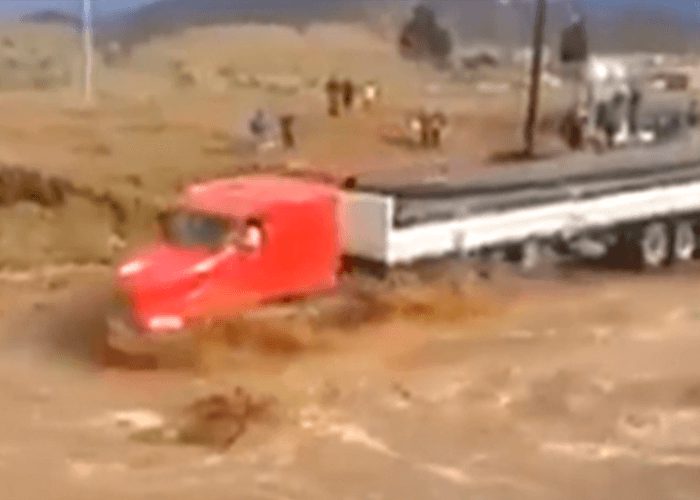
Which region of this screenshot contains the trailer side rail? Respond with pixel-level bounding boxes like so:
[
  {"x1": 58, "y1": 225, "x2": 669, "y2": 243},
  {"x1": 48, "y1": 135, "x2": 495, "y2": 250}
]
[{"x1": 342, "y1": 177, "x2": 700, "y2": 266}]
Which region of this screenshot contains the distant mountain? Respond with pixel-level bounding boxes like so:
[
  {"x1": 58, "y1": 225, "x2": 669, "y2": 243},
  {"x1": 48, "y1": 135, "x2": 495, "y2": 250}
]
[
  {"x1": 429, "y1": 0, "x2": 699, "y2": 53},
  {"x1": 93, "y1": 0, "x2": 699, "y2": 54},
  {"x1": 22, "y1": 9, "x2": 82, "y2": 31},
  {"x1": 588, "y1": 6, "x2": 699, "y2": 53},
  {"x1": 96, "y1": 0, "x2": 391, "y2": 49}
]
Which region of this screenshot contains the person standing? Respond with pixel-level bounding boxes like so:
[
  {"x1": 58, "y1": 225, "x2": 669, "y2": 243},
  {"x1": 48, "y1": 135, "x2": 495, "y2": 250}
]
[
  {"x1": 249, "y1": 109, "x2": 269, "y2": 151},
  {"x1": 341, "y1": 78, "x2": 355, "y2": 112},
  {"x1": 325, "y1": 76, "x2": 340, "y2": 117},
  {"x1": 279, "y1": 113, "x2": 296, "y2": 150},
  {"x1": 361, "y1": 80, "x2": 379, "y2": 111},
  {"x1": 629, "y1": 87, "x2": 642, "y2": 137},
  {"x1": 413, "y1": 108, "x2": 431, "y2": 148},
  {"x1": 605, "y1": 92, "x2": 626, "y2": 148},
  {"x1": 429, "y1": 110, "x2": 448, "y2": 148}
]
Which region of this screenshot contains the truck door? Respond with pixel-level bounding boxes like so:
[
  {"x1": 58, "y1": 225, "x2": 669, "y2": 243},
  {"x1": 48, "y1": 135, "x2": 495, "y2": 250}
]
[
  {"x1": 187, "y1": 219, "x2": 268, "y2": 318},
  {"x1": 235, "y1": 218, "x2": 272, "y2": 300}
]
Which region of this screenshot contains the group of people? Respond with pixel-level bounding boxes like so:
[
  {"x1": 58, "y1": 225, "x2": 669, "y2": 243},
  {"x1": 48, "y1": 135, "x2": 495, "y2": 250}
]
[
  {"x1": 325, "y1": 76, "x2": 380, "y2": 117},
  {"x1": 247, "y1": 76, "x2": 382, "y2": 152},
  {"x1": 410, "y1": 108, "x2": 448, "y2": 149},
  {"x1": 593, "y1": 87, "x2": 643, "y2": 149},
  {"x1": 561, "y1": 82, "x2": 645, "y2": 152},
  {"x1": 248, "y1": 109, "x2": 297, "y2": 152},
  {"x1": 247, "y1": 75, "x2": 453, "y2": 154}
]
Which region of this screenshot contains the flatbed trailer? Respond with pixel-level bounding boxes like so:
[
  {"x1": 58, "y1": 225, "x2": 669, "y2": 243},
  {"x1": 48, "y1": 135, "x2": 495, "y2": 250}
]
[{"x1": 340, "y1": 138, "x2": 700, "y2": 268}]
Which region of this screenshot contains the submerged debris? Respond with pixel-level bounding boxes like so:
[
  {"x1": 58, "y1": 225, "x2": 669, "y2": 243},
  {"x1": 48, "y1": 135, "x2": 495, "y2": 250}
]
[{"x1": 131, "y1": 388, "x2": 275, "y2": 451}]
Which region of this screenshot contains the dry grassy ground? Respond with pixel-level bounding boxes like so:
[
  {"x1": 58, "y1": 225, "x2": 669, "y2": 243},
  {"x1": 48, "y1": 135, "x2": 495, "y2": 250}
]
[
  {"x1": 0, "y1": 22, "x2": 575, "y2": 267},
  {"x1": 0, "y1": 22, "x2": 537, "y2": 180}
]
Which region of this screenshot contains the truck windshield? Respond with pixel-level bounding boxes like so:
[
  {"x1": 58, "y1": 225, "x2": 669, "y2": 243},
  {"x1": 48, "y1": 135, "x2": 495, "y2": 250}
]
[{"x1": 161, "y1": 211, "x2": 231, "y2": 250}]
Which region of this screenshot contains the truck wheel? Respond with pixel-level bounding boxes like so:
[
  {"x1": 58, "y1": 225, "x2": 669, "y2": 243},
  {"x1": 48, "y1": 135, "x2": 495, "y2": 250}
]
[
  {"x1": 637, "y1": 222, "x2": 671, "y2": 269},
  {"x1": 673, "y1": 220, "x2": 697, "y2": 262}
]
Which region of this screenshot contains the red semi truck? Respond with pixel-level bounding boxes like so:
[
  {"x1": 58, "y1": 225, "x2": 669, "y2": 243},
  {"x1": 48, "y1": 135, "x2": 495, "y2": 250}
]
[
  {"x1": 108, "y1": 176, "x2": 343, "y2": 354},
  {"x1": 109, "y1": 142, "x2": 700, "y2": 354}
]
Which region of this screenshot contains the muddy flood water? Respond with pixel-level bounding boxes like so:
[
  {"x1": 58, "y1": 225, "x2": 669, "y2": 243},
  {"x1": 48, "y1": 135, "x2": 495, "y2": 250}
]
[{"x1": 0, "y1": 266, "x2": 699, "y2": 499}]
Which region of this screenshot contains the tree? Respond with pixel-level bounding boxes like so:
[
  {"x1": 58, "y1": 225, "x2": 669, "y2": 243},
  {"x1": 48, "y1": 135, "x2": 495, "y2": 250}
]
[
  {"x1": 398, "y1": 4, "x2": 453, "y2": 67},
  {"x1": 430, "y1": 27, "x2": 452, "y2": 66},
  {"x1": 560, "y1": 18, "x2": 588, "y2": 64}
]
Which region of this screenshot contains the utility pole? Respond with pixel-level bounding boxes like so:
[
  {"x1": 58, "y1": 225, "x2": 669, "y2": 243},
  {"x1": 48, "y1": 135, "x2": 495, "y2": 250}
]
[
  {"x1": 496, "y1": 0, "x2": 514, "y2": 63},
  {"x1": 82, "y1": 0, "x2": 94, "y2": 105},
  {"x1": 523, "y1": 0, "x2": 547, "y2": 156}
]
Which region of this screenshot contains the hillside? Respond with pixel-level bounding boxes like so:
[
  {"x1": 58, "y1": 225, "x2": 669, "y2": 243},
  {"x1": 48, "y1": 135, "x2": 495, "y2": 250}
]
[
  {"x1": 96, "y1": 0, "x2": 399, "y2": 49},
  {"x1": 21, "y1": 10, "x2": 81, "y2": 31},
  {"x1": 17, "y1": 0, "x2": 697, "y2": 55},
  {"x1": 92, "y1": 0, "x2": 699, "y2": 54}
]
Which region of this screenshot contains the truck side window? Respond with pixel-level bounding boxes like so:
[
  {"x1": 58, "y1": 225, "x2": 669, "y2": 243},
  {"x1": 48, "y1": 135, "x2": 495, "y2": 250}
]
[{"x1": 241, "y1": 218, "x2": 264, "y2": 252}]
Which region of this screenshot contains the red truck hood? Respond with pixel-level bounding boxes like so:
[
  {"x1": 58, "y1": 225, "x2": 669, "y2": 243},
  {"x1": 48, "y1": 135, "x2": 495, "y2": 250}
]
[
  {"x1": 117, "y1": 244, "x2": 212, "y2": 286},
  {"x1": 116, "y1": 244, "x2": 217, "y2": 328}
]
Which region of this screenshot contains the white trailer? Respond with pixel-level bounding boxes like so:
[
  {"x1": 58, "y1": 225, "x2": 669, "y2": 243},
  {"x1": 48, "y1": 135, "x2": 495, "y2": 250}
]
[{"x1": 340, "y1": 138, "x2": 700, "y2": 270}]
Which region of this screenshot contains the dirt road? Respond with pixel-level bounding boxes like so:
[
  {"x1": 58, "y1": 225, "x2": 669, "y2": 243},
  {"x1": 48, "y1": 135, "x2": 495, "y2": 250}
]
[{"x1": 0, "y1": 267, "x2": 698, "y2": 499}]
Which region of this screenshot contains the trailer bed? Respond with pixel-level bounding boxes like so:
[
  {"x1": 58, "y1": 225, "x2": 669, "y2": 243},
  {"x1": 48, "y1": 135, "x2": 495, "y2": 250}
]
[
  {"x1": 340, "y1": 138, "x2": 700, "y2": 265},
  {"x1": 357, "y1": 138, "x2": 700, "y2": 223}
]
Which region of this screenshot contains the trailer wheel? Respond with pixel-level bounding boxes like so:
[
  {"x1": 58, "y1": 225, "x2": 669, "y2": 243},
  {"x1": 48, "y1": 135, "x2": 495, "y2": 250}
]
[
  {"x1": 673, "y1": 220, "x2": 697, "y2": 262},
  {"x1": 636, "y1": 222, "x2": 671, "y2": 269}
]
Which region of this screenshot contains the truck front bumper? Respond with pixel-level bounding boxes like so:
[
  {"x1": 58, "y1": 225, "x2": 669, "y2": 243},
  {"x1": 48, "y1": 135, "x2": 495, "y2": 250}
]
[{"x1": 106, "y1": 311, "x2": 194, "y2": 358}]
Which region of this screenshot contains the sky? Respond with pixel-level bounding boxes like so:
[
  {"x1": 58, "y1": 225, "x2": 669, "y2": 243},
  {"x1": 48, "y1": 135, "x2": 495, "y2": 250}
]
[
  {"x1": 0, "y1": 0, "x2": 158, "y2": 17},
  {"x1": 0, "y1": 0, "x2": 694, "y2": 18}
]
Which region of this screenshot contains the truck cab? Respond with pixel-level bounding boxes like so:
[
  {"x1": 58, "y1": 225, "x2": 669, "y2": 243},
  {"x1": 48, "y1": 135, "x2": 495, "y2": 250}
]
[{"x1": 109, "y1": 176, "x2": 341, "y2": 349}]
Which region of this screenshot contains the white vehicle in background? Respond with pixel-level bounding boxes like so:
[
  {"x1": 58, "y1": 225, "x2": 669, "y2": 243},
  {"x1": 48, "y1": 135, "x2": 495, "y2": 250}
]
[{"x1": 561, "y1": 56, "x2": 697, "y2": 151}]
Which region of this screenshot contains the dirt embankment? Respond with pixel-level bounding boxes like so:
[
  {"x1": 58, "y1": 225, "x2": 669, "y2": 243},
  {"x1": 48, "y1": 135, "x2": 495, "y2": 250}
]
[
  {"x1": 0, "y1": 157, "x2": 371, "y2": 272},
  {"x1": 0, "y1": 165, "x2": 133, "y2": 269}
]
